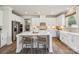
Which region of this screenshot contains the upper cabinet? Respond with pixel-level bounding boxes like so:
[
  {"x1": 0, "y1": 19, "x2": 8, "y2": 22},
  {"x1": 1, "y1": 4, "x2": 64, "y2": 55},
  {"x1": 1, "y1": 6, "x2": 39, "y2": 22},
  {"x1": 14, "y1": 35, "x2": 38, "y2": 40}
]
[
  {"x1": 0, "y1": 10, "x2": 3, "y2": 26},
  {"x1": 57, "y1": 14, "x2": 65, "y2": 26}
]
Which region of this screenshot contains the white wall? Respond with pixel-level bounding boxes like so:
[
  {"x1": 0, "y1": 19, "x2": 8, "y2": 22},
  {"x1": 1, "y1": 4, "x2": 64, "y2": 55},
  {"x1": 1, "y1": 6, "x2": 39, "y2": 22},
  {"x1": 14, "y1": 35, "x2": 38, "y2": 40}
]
[
  {"x1": 11, "y1": 14, "x2": 24, "y2": 24},
  {"x1": 11, "y1": 14, "x2": 25, "y2": 32}
]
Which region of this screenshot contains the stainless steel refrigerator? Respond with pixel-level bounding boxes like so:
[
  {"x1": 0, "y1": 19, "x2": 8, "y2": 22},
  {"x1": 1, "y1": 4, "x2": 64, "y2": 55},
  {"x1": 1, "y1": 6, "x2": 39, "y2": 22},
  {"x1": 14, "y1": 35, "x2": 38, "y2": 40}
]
[{"x1": 12, "y1": 21, "x2": 23, "y2": 42}]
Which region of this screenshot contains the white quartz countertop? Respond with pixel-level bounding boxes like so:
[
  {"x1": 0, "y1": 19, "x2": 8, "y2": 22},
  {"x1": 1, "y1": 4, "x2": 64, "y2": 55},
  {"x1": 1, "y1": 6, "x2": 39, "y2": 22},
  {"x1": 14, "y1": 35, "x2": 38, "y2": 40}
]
[
  {"x1": 16, "y1": 29, "x2": 57, "y2": 37},
  {"x1": 60, "y1": 30, "x2": 79, "y2": 36}
]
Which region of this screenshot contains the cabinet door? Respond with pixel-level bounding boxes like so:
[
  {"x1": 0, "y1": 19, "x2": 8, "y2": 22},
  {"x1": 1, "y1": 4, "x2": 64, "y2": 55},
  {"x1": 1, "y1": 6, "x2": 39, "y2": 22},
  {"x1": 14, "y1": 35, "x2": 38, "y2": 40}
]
[
  {"x1": 0, "y1": 33, "x2": 7, "y2": 48},
  {"x1": 1, "y1": 36, "x2": 4, "y2": 47},
  {"x1": 60, "y1": 32, "x2": 72, "y2": 47},
  {"x1": 60, "y1": 32, "x2": 64, "y2": 42},
  {"x1": 66, "y1": 33, "x2": 72, "y2": 47},
  {"x1": 0, "y1": 10, "x2": 3, "y2": 26},
  {"x1": 73, "y1": 36, "x2": 79, "y2": 53},
  {"x1": 62, "y1": 33, "x2": 69, "y2": 45}
]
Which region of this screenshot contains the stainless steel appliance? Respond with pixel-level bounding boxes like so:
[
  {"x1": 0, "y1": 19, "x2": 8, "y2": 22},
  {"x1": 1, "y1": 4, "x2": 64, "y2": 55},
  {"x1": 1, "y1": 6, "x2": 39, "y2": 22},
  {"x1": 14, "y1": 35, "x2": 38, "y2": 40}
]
[{"x1": 12, "y1": 21, "x2": 23, "y2": 42}]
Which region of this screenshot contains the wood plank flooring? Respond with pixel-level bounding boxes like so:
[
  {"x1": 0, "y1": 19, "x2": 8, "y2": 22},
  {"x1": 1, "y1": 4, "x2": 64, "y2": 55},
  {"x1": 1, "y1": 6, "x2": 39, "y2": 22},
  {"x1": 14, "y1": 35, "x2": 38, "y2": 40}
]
[
  {"x1": 0, "y1": 41, "x2": 16, "y2": 54},
  {"x1": 52, "y1": 38, "x2": 77, "y2": 54},
  {"x1": 0, "y1": 38, "x2": 77, "y2": 54}
]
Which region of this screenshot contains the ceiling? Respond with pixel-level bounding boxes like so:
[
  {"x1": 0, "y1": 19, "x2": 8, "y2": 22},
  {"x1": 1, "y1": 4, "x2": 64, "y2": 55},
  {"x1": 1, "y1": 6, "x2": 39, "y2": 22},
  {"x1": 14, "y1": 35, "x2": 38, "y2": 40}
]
[{"x1": 6, "y1": 5, "x2": 75, "y2": 17}]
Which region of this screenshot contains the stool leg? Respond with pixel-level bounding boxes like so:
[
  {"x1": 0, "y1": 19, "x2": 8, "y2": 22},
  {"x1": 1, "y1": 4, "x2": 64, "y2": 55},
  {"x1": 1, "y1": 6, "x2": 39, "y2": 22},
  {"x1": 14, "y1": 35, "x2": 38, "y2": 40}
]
[
  {"x1": 46, "y1": 45, "x2": 47, "y2": 54},
  {"x1": 44, "y1": 44, "x2": 46, "y2": 54},
  {"x1": 31, "y1": 40, "x2": 33, "y2": 54},
  {"x1": 26, "y1": 44, "x2": 27, "y2": 53},
  {"x1": 31, "y1": 43, "x2": 32, "y2": 54},
  {"x1": 22, "y1": 40, "x2": 24, "y2": 53},
  {"x1": 37, "y1": 42, "x2": 39, "y2": 54},
  {"x1": 44, "y1": 44, "x2": 47, "y2": 54}
]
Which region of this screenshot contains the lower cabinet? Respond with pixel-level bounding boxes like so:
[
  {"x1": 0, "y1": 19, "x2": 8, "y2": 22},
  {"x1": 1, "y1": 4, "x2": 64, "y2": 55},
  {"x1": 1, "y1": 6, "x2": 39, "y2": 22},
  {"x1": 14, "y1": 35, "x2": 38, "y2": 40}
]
[
  {"x1": 60, "y1": 31, "x2": 79, "y2": 53},
  {"x1": 0, "y1": 32, "x2": 7, "y2": 48},
  {"x1": 72, "y1": 36, "x2": 79, "y2": 53}
]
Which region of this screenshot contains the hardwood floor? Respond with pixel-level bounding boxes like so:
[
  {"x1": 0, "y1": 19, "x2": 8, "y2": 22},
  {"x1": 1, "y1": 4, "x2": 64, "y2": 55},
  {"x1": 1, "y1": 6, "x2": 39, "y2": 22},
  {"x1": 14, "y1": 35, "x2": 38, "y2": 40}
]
[
  {"x1": 52, "y1": 37, "x2": 77, "y2": 54},
  {"x1": 0, "y1": 41, "x2": 16, "y2": 54},
  {"x1": 0, "y1": 38, "x2": 77, "y2": 54}
]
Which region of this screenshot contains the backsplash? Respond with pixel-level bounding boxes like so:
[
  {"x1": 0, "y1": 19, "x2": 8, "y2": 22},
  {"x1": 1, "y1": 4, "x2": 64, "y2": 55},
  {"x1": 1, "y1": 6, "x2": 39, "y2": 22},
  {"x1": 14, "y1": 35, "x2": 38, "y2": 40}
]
[{"x1": 64, "y1": 28, "x2": 79, "y2": 33}]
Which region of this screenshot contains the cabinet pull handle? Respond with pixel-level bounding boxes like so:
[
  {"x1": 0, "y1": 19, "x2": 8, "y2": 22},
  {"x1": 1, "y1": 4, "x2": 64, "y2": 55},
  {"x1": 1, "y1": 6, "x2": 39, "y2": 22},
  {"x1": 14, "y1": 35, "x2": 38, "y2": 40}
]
[{"x1": 72, "y1": 39, "x2": 74, "y2": 42}]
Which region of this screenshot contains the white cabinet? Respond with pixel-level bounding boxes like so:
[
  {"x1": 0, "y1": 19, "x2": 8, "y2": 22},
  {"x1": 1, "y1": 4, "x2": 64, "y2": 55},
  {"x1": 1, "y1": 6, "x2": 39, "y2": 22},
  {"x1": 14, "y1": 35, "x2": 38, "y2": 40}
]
[
  {"x1": 0, "y1": 10, "x2": 7, "y2": 48},
  {"x1": 0, "y1": 10, "x2": 3, "y2": 26},
  {"x1": 0, "y1": 34, "x2": 4, "y2": 47},
  {"x1": 0, "y1": 31, "x2": 7, "y2": 48},
  {"x1": 60, "y1": 31, "x2": 79, "y2": 53},
  {"x1": 0, "y1": 10, "x2": 5, "y2": 48},
  {"x1": 60, "y1": 32, "x2": 70, "y2": 45},
  {"x1": 56, "y1": 19, "x2": 62, "y2": 26},
  {"x1": 57, "y1": 14, "x2": 65, "y2": 26},
  {"x1": 71, "y1": 35, "x2": 79, "y2": 52}
]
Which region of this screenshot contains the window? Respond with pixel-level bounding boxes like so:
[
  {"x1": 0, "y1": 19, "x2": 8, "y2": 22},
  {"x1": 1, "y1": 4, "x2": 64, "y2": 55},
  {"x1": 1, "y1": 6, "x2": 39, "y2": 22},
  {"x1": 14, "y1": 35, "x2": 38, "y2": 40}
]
[{"x1": 66, "y1": 14, "x2": 78, "y2": 28}]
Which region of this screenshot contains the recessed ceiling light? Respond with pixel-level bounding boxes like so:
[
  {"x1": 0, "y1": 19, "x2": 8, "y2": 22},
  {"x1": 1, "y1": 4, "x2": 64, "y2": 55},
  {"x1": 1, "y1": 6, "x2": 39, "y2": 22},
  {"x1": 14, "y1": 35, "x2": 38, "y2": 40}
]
[
  {"x1": 67, "y1": 8, "x2": 70, "y2": 10},
  {"x1": 25, "y1": 11, "x2": 28, "y2": 14},
  {"x1": 37, "y1": 11, "x2": 40, "y2": 14},
  {"x1": 50, "y1": 12, "x2": 54, "y2": 15}
]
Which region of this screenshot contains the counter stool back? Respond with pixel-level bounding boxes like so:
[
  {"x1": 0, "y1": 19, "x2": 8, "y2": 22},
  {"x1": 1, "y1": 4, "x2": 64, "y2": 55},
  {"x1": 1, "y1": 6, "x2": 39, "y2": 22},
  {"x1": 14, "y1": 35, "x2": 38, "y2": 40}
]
[
  {"x1": 37, "y1": 35, "x2": 49, "y2": 53},
  {"x1": 22, "y1": 36, "x2": 33, "y2": 53}
]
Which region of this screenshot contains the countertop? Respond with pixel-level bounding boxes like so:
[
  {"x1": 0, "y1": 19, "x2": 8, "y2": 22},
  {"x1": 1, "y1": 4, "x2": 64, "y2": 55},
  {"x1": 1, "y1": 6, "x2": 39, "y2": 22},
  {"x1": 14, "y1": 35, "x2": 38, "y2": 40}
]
[
  {"x1": 60, "y1": 30, "x2": 79, "y2": 36},
  {"x1": 17, "y1": 29, "x2": 57, "y2": 37}
]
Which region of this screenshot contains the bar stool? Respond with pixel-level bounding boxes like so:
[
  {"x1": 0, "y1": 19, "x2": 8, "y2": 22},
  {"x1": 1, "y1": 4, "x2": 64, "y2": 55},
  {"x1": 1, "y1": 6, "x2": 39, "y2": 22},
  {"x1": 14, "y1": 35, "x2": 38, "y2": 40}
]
[
  {"x1": 37, "y1": 35, "x2": 49, "y2": 54},
  {"x1": 22, "y1": 36, "x2": 33, "y2": 54}
]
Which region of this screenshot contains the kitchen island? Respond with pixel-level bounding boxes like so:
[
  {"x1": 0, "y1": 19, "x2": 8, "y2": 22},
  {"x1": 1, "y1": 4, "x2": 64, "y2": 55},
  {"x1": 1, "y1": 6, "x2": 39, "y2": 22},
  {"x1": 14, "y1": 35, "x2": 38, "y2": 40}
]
[{"x1": 16, "y1": 29, "x2": 56, "y2": 53}]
